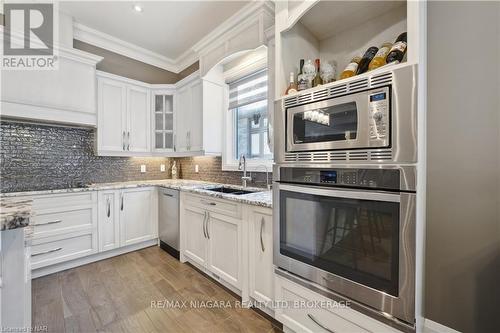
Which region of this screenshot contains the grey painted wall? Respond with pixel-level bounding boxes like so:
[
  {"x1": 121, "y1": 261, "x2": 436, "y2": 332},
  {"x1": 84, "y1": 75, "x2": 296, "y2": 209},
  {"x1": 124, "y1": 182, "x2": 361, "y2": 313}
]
[
  {"x1": 0, "y1": 121, "x2": 171, "y2": 192},
  {"x1": 426, "y1": 2, "x2": 500, "y2": 332},
  {"x1": 73, "y1": 40, "x2": 199, "y2": 84}
]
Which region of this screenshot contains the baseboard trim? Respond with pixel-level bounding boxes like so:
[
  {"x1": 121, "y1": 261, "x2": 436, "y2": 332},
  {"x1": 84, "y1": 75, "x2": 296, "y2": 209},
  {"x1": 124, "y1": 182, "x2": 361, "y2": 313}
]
[
  {"x1": 423, "y1": 318, "x2": 462, "y2": 333},
  {"x1": 31, "y1": 239, "x2": 158, "y2": 278}
]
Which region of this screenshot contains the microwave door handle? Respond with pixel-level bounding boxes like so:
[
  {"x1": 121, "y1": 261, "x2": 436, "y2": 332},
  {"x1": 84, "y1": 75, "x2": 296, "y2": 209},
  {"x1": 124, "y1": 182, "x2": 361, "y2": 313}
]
[{"x1": 278, "y1": 184, "x2": 401, "y2": 203}]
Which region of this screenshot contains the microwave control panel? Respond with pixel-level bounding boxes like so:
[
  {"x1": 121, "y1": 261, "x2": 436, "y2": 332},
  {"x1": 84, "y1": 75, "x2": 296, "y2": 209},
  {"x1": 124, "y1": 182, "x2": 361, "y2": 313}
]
[{"x1": 368, "y1": 91, "x2": 389, "y2": 142}]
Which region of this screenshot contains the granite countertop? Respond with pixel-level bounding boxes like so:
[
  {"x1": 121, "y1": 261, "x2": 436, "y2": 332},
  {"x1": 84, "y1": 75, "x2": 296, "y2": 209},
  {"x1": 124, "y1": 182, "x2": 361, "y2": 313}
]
[
  {"x1": 1, "y1": 179, "x2": 273, "y2": 209},
  {"x1": 0, "y1": 197, "x2": 33, "y2": 231}
]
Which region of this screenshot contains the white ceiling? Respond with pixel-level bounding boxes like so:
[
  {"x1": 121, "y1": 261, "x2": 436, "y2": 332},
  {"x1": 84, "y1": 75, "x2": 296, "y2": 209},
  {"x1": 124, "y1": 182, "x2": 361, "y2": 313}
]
[{"x1": 60, "y1": 1, "x2": 248, "y2": 63}]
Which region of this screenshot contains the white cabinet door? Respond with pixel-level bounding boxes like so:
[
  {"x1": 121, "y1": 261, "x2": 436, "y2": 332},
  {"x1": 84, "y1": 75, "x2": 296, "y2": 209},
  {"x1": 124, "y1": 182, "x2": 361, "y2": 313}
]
[
  {"x1": 202, "y1": 80, "x2": 225, "y2": 155},
  {"x1": 98, "y1": 190, "x2": 120, "y2": 252},
  {"x1": 248, "y1": 207, "x2": 274, "y2": 304},
  {"x1": 97, "y1": 78, "x2": 127, "y2": 152},
  {"x1": 206, "y1": 211, "x2": 242, "y2": 289},
  {"x1": 127, "y1": 85, "x2": 151, "y2": 153},
  {"x1": 175, "y1": 86, "x2": 190, "y2": 152},
  {"x1": 119, "y1": 188, "x2": 153, "y2": 247},
  {"x1": 182, "y1": 205, "x2": 208, "y2": 267},
  {"x1": 189, "y1": 80, "x2": 203, "y2": 152}
]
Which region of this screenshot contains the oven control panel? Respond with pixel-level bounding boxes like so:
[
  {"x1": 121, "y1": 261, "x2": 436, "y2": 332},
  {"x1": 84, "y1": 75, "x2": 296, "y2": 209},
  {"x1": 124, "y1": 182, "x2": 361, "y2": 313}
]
[
  {"x1": 280, "y1": 167, "x2": 400, "y2": 190},
  {"x1": 368, "y1": 90, "x2": 389, "y2": 142}
]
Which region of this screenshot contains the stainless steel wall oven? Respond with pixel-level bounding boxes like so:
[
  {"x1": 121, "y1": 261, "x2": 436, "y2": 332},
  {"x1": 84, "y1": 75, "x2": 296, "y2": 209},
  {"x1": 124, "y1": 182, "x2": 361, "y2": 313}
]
[{"x1": 273, "y1": 166, "x2": 416, "y2": 327}]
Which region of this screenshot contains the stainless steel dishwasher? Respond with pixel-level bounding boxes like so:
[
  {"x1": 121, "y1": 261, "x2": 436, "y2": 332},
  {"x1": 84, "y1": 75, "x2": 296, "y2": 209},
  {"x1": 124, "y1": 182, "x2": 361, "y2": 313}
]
[{"x1": 158, "y1": 188, "x2": 179, "y2": 259}]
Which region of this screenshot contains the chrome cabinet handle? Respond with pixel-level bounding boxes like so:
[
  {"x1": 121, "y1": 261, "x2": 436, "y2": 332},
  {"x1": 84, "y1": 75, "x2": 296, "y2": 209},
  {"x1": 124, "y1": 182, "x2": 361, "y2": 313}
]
[
  {"x1": 32, "y1": 247, "x2": 62, "y2": 257},
  {"x1": 106, "y1": 198, "x2": 111, "y2": 218},
  {"x1": 122, "y1": 131, "x2": 126, "y2": 150},
  {"x1": 200, "y1": 200, "x2": 216, "y2": 206},
  {"x1": 173, "y1": 133, "x2": 176, "y2": 151},
  {"x1": 202, "y1": 211, "x2": 207, "y2": 238},
  {"x1": 307, "y1": 314, "x2": 335, "y2": 333},
  {"x1": 260, "y1": 217, "x2": 265, "y2": 252},
  {"x1": 34, "y1": 219, "x2": 62, "y2": 227},
  {"x1": 163, "y1": 193, "x2": 174, "y2": 197},
  {"x1": 120, "y1": 193, "x2": 124, "y2": 211},
  {"x1": 206, "y1": 212, "x2": 210, "y2": 239},
  {"x1": 127, "y1": 132, "x2": 130, "y2": 150}
]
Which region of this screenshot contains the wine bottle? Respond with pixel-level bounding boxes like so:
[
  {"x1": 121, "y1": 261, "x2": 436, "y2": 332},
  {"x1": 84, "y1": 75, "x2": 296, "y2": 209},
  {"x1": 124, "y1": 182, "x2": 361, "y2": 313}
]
[
  {"x1": 386, "y1": 32, "x2": 407, "y2": 64},
  {"x1": 312, "y1": 59, "x2": 323, "y2": 87},
  {"x1": 297, "y1": 59, "x2": 307, "y2": 91},
  {"x1": 285, "y1": 72, "x2": 298, "y2": 95},
  {"x1": 368, "y1": 42, "x2": 392, "y2": 71},
  {"x1": 356, "y1": 46, "x2": 379, "y2": 75},
  {"x1": 340, "y1": 56, "x2": 361, "y2": 80}
]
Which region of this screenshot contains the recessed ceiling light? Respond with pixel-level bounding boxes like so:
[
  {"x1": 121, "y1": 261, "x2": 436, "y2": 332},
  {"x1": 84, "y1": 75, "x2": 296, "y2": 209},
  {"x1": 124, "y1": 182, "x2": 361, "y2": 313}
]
[{"x1": 132, "y1": 4, "x2": 143, "y2": 12}]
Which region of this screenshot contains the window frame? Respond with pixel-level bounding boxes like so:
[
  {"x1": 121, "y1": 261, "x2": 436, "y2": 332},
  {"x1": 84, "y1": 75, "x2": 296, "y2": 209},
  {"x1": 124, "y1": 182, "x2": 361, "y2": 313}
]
[{"x1": 222, "y1": 66, "x2": 273, "y2": 172}]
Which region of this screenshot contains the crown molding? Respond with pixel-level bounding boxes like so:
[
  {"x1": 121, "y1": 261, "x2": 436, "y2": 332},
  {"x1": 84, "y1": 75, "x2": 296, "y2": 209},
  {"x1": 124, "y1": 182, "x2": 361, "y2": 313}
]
[
  {"x1": 71, "y1": 1, "x2": 274, "y2": 74},
  {"x1": 191, "y1": 0, "x2": 275, "y2": 54},
  {"x1": 73, "y1": 22, "x2": 181, "y2": 73}
]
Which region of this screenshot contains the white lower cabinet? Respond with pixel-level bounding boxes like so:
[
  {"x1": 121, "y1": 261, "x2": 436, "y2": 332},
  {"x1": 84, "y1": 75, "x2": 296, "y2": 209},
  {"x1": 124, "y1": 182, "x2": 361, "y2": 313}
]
[
  {"x1": 30, "y1": 192, "x2": 98, "y2": 270},
  {"x1": 182, "y1": 205, "x2": 208, "y2": 267},
  {"x1": 97, "y1": 190, "x2": 120, "y2": 251},
  {"x1": 248, "y1": 206, "x2": 274, "y2": 305},
  {"x1": 180, "y1": 193, "x2": 243, "y2": 290},
  {"x1": 98, "y1": 187, "x2": 157, "y2": 249},
  {"x1": 120, "y1": 187, "x2": 155, "y2": 246},
  {"x1": 206, "y1": 211, "x2": 242, "y2": 288},
  {"x1": 275, "y1": 274, "x2": 402, "y2": 333}
]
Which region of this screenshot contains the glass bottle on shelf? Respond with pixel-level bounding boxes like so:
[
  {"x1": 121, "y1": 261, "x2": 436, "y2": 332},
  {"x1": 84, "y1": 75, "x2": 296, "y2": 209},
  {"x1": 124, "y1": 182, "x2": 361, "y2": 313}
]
[
  {"x1": 312, "y1": 59, "x2": 323, "y2": 87},
  {"x1": 368, "y1": 42, "x2": 393, "y2": 71},
  {"x1": 386, "y1": 32, "x2": 407, "y2": 64},
  {"x1": 285, "y1": 72, "x2": 298, "y2": 95},
  {"x1": 320, "y1": 60, "x2": 336, "y2": 84},
  {"x1": 340, "y1": 56, "x2": 361, "y2": 80},
  {"x1": 302, "y1": 59, "x2": 316, "y2": 89},
  {"x1": 356, "y1": 46, "x2": 379, "y2": 75},
  {"x1": 297, "y1": 59, "x2": 308, "y2": 91}
]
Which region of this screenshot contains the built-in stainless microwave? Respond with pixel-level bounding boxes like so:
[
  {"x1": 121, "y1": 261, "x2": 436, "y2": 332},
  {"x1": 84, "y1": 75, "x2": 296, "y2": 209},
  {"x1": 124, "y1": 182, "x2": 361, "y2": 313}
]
[{"x1": 275, "y1": 64, "x2": 417, "y2": 164}]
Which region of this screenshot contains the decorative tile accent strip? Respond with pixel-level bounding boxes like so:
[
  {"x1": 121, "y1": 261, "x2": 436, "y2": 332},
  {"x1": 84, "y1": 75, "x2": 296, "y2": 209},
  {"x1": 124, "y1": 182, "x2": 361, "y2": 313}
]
[{"x1": 0, "y1": 121, "x2": 171, "y2": 192}]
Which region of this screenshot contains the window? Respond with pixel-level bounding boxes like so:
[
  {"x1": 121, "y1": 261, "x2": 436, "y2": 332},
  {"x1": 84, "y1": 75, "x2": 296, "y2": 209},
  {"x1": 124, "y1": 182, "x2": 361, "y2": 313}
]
[{"x1": 228, "y1": 69, "x2": 272, "y2": 165}]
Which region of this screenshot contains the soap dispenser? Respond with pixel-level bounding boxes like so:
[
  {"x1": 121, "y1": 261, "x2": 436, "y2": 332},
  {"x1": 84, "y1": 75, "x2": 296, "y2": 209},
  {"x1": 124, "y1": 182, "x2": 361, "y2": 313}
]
[{"x1": 171, "y1": 161, "x2": 178, "y2": 180}]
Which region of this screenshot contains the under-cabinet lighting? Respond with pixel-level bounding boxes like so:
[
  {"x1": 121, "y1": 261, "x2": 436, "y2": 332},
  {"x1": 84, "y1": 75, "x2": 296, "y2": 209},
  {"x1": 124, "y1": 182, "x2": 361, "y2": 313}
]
[{"x1": 132, "y1": 4, "x2": 143, "y2": 12}]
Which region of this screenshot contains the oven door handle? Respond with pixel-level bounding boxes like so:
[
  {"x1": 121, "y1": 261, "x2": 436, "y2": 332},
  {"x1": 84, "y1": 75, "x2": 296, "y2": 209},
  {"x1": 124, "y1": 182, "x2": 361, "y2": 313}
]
[{"x1": 277, "y1": 184, "x2": 401, "y2": 203}]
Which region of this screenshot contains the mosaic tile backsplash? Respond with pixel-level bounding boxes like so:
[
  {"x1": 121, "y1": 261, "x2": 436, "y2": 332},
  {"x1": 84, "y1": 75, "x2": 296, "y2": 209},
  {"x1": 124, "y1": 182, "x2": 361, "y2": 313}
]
[
  {"x1": 0, "y1": 121, "x2": 271, "y2": 193},
  {"x1": 0, "y1": 122, "x2": 171, "y2": 193}
]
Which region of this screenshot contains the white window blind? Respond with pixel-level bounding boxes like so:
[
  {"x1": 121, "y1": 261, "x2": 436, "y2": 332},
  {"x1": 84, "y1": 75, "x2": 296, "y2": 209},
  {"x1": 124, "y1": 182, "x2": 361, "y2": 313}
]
[{"x1": 228, "y1": 69, "x2": 268, "y2": 110}]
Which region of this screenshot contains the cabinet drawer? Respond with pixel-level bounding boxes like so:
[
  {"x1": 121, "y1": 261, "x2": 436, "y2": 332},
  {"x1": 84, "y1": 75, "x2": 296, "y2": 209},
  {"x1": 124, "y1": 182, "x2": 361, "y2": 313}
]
[
  {"x1": 31, "y1": 232, "x2": 96, "y2": 269},
  {"x1": 32, "y1": 192, "x2": 96, "y2": 211},
  {"x1": 184, "y1": 193, "x2": 241, "y2": 218},
  {"x1": 276, "y1": 275, "x2": 402, "y2": 333},
  {"x1": 32, "y1": 208, "x2": 94, "y2": 239}
]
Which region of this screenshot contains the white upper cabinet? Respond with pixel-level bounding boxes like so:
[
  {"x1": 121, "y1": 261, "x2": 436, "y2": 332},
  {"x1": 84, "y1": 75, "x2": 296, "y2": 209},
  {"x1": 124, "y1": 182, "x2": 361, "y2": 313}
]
[
  {"x1": 152, "y1": 91, "x2": 175, "y2": 152},
  {"x1": 0, "y1": 48, "x2": 102, "y2": 126},
  {"x1": 97, "y1": 71, "x2": 207, "y2": 156},
  {"x1": 127, "y1": 85, "x2": 151, "y2": 153},
  {"x1": 97, "y1": 72, "x2": 151, "y2": 156},
  {"x1": 97, "y1": 78, "x2": 127, "y2": 152},
  {"x1": 175, "y1": 72, "x2": 204, "y2": 153}
]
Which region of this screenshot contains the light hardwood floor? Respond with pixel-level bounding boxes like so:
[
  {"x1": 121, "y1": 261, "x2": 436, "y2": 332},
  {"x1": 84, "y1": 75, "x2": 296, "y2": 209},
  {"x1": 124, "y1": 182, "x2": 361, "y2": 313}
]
[{"x1": 32, "y1": 246, "x2": 282, "y2": 333}]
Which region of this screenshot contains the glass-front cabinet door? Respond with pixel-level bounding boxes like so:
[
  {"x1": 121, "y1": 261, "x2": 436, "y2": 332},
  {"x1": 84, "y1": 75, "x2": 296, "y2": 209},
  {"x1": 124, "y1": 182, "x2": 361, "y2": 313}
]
[{"x1": 153, "y1": 92, "x2": 174, "y2": 151}]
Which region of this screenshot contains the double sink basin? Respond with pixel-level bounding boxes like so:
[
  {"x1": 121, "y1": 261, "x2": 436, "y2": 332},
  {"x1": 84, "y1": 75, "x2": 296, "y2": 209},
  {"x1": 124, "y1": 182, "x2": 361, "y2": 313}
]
[{"x1": 205, "y1": 186, "x2": 257, "y2": 196}]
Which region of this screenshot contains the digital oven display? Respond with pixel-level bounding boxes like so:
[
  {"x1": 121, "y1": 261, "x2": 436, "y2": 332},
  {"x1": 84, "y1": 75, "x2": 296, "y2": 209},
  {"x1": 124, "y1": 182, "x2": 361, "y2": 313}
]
[
  {"x1": 320, "y1": 171, "x2": 337, "y2": 184},
  {"x1": 370, "y1": 92, "x2": 386, "y2": 102}
]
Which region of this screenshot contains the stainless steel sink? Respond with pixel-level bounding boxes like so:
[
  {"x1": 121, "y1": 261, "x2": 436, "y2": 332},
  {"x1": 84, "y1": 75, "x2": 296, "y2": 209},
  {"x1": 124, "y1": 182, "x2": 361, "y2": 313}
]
[{"x1": 205, "y1": 187, "x2": 255, "y2": 195}]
